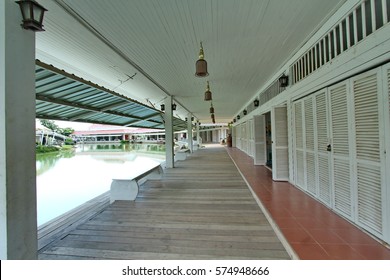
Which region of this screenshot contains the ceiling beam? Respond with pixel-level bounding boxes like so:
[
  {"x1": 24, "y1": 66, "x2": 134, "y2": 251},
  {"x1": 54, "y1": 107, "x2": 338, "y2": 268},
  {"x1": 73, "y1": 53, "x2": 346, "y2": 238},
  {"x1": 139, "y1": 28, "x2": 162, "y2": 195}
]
[{"x1": 36, "y1": 94, "x2": 163, "y2": 126}]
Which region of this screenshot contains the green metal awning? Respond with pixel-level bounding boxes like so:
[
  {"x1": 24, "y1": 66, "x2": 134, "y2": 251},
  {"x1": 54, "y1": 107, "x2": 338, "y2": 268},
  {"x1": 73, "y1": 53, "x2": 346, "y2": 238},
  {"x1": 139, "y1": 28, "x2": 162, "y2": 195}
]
[{"x1": 35, "y1": 60, "x2": 187, "y2": 131}]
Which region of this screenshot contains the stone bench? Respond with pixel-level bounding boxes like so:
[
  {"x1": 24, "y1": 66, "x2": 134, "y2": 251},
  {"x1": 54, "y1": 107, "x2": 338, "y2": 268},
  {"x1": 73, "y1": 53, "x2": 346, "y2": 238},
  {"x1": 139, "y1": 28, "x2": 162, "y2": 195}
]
[
  {"x1": 175, "y1": 148, "x2": 190, "y2": 161},
  {"x1": 110, "y1": 164, "x2": 164, "y2": 203}
]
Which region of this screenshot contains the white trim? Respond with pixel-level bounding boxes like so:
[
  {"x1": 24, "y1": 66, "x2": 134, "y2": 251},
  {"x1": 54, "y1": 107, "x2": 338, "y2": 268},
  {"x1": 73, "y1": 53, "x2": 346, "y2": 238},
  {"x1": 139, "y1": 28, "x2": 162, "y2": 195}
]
[{"x1": 381, "y1": 62, "x2": 390, "y2": 242}]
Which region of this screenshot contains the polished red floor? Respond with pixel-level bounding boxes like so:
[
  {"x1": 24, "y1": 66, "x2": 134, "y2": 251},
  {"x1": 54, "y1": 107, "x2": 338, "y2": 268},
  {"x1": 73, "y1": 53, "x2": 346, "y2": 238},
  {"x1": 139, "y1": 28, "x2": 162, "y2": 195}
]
[{"x1": 226, "y1": 147, "x2": 390, "y2": 260}]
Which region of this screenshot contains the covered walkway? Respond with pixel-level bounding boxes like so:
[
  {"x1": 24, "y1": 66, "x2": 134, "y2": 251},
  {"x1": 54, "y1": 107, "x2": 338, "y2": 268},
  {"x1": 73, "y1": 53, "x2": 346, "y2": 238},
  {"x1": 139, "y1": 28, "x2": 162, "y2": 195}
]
[
  {"x1": 38, "y1": 145, "x2": 291, "y2": 260},
  {"x1": 37, "y1": 144, "x2": 390, "y2": 260}
]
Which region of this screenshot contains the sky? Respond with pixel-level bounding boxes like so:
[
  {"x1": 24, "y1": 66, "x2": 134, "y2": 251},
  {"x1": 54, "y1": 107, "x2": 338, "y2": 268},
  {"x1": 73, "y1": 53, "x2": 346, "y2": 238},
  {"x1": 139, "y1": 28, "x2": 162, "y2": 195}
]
[{"x1": 36, "y1": 119, "x2": 92, "y2": 131}]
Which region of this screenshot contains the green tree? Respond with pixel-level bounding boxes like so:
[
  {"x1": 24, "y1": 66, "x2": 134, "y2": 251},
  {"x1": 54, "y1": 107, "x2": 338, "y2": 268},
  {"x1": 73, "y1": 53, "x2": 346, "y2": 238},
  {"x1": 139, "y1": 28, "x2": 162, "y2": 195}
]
[
  {"x1": 40, "y1": 119, "x2": 59, "y2": 132},
  {"x1": 59, "y1": 127, "x2": 75, "y2": 136}
]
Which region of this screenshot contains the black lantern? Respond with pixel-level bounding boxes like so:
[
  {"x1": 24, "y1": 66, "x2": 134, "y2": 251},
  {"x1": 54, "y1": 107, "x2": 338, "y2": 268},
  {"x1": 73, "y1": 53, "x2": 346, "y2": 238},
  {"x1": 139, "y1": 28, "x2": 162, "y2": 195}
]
[
  {"x1": 16, "y1": 0, "x2": 47, "y2": 32},
  {"x1": 279, "y1": 74, "x2": 289, "y2": 87},
  {"x1": 233, "y1": 119, "x2": 236, "y2": 123},
  {"x1": 160, "y1": 104, "x2": 165, "y2": 111},
  {"x1": 172, "y1": 103, "x2": 177, "y2": 110},
  {"x1": 243, "y1": 109, "x2": 247, "y2": 115},
  {"x1": 237, "y1": 115, "x2": 240, "y2": 120},
  {"x1": 254, "y1": 99, "x2": 259, "y2": 107},
  {"x1": 191, "y1": 117, "x2": 194, "y2": 121},
  {"x1": 195, "y1": 42, "x2": 209, "y2": 77}
]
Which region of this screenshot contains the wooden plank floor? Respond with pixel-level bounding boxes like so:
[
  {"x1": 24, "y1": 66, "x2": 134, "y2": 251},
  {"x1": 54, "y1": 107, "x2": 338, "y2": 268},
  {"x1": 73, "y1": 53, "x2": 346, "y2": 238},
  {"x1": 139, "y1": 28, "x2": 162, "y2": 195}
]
[{"x1": 38, "y1": 145, "x2": 291, "y2": 260}]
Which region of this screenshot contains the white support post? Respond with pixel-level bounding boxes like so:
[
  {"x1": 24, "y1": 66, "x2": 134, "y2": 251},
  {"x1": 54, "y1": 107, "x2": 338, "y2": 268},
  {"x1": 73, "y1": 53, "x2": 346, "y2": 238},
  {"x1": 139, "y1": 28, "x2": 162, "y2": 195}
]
[
  {"x1": 164, "y1": 96, "x2": 174, "y2": 168},
  {"x1": 187, "y1": 113, "x2": 193, "y2": 152},
  {"x1": 0, "y1": 0, "x2": 37, "y2": 259},
  {"x1": 196, "y1": 121, "x2": 200, "y2": 149}
]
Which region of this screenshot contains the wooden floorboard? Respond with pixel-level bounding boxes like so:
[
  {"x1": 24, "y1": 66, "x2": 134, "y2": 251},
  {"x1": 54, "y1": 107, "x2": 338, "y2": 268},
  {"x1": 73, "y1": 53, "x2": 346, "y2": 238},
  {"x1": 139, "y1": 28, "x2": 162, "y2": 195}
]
[{"x1": 38, "y1": 145, "x2": 291, "y2": 260}]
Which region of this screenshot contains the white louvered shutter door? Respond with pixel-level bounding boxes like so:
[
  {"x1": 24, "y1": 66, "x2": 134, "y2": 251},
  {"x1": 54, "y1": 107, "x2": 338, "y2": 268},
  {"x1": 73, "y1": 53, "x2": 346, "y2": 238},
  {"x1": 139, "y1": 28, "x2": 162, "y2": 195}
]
[
  {"x1": 304, "y1": 97, "x2": 317, "y2": 195},
  {"x1": 241, "y1": 122, "x2": 247, "y2": 153},
  {"x1": 385, "y1": 64, "x2": 390, "y2": 244},
  {"x1": 315, "y1": 90, "x2": 331, "y2": 206},
  {"x1": 352, "y1": 69, "x2": 383, "y2": 236},
  {"x1": 236, "y1": 124, "x2": 242, "y2": 149},
  {"x1": 330, "y1": 82, "x2": 353, "y2": 219},
  {"x1": 248, "y1": 119, "x2": 254, "y2": 157},
  {"x1": 294, "y1": 101, "x2": 305, "y2": 189},
  {"x1": 253, "y1": 115, "x2": 267, "y2": 165},
  {"x1": 272, "y1": 106, "x2": 289, "y2": 181}
]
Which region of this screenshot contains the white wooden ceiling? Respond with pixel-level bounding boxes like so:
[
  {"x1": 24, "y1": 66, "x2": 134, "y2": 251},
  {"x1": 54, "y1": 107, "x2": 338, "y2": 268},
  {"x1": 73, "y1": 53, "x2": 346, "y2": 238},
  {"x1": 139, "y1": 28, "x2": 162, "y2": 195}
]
[{"x1": 36, "y1": 0, "x2": 346, "y2": 124}]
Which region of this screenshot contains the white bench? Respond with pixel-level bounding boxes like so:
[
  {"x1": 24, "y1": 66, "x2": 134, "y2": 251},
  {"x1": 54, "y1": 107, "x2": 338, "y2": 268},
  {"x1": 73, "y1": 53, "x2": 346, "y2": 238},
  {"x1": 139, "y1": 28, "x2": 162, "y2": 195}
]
[
  {"x1": 175, "y1": 148, "x2": 190, "y2": 161},
  {"x1": 110, "y1": 164, "x2": 163, "y2": 203}
]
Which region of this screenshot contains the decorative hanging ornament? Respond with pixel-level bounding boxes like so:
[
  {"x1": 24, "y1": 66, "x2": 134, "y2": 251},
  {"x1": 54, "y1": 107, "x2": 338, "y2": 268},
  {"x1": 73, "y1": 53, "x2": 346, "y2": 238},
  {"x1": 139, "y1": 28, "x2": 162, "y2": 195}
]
[
  {"x1": 195, "y1": 42, "x2": 209, "y2": 77},
  {"x1": 204, "y1": 81, "x2": 212, "y2": 101}
]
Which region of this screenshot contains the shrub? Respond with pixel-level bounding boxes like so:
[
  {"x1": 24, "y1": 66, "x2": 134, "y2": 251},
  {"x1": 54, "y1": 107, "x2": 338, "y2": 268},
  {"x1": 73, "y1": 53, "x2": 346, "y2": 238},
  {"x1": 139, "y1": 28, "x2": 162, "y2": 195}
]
[{"x1": 36, "y1": 145, "x2": 60, "y2": 154}]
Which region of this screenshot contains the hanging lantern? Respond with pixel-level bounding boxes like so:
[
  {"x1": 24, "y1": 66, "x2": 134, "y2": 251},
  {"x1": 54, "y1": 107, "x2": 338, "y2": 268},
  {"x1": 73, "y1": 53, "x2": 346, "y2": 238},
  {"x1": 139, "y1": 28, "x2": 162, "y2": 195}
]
[
  {"x1": 210, "y1": 103, "x2": 214, "y2": 114},
  {"x1": 160, "y1": 104, "x2": 165, "y2": 111},
  {"x1": 172, "y1": 103, "x2": 177, "y2": 110},
  {"x1": 243, "y1": 109, "x2": 247, "y2": 115},
  {"x1": 195, "y1": 42, "x2": 209, "y2": 77},
  {"x1": 254, "y1": 99, "x2": 259, "y2": 107},
  {"x1": 204, "y1": 81, "x2": 212, "y2": 101}
]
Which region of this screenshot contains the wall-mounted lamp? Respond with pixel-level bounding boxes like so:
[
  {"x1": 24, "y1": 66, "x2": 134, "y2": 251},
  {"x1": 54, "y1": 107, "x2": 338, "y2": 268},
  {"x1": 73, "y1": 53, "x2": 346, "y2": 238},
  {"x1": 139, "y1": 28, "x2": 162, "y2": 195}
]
[
  {"x1": 237, "y1": 115, "x2": 241, "y2": 120},
  {"x1": 279, "y1": 74, "x2": 289, "y2": 87},
  {"x1": 16, "y1": 0, "x2": 47, "y2": 32},
  {"x1": 204, "y1": 81, "x2": 212, "y2": 101},
  {"x1": 172, "y1": 103, "x2": 177, "y2": 110},
  {"x1": 195, "y1": 42, "x2": 209, "y2": 77},
  {"x1": 160, "y1": 104, "x2": 165, "y2": 111},
  {"x1": 254, "y1": 99, "x2": 259, "y2": 107},
  {"x1": 243, "y1": 109, "x2": 247, "y2": 115}
]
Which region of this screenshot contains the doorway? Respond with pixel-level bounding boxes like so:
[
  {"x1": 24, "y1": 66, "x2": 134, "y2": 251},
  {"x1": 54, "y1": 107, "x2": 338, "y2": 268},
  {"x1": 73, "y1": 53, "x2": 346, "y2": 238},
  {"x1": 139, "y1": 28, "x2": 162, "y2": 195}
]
[{"x1": 265, "y1": 112, "x2": 272, "y2": 168}]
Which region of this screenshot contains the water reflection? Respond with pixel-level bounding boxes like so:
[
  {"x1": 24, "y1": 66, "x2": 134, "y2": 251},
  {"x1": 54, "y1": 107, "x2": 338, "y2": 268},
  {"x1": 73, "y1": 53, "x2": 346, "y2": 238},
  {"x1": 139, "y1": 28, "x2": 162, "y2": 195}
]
[{"x1": 36, "y1": 143, "x2": 165, "y2": 226}]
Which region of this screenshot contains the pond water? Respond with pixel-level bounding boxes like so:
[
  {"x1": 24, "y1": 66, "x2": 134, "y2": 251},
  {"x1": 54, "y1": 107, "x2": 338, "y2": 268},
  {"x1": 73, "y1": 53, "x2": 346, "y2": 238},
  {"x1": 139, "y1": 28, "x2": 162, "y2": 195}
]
[{"x1": 36, "y1": 143, "x2": 165, "y2": 226}]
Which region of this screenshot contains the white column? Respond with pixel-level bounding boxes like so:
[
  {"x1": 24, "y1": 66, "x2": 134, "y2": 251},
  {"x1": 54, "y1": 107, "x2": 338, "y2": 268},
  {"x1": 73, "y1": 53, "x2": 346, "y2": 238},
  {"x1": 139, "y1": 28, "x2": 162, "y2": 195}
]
[
  {"x1": 1, "y1": 0, "x2": 37, "y2": 259},
  {"x1": 187, "y1": 113, "x2": 193, "y2": 153},
  {"x1": 196, "y1": 121, "x2": 200, "y2": 148},
  {"x1": 164, "y1": 97, "x2": 174, "y2": 168}
]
